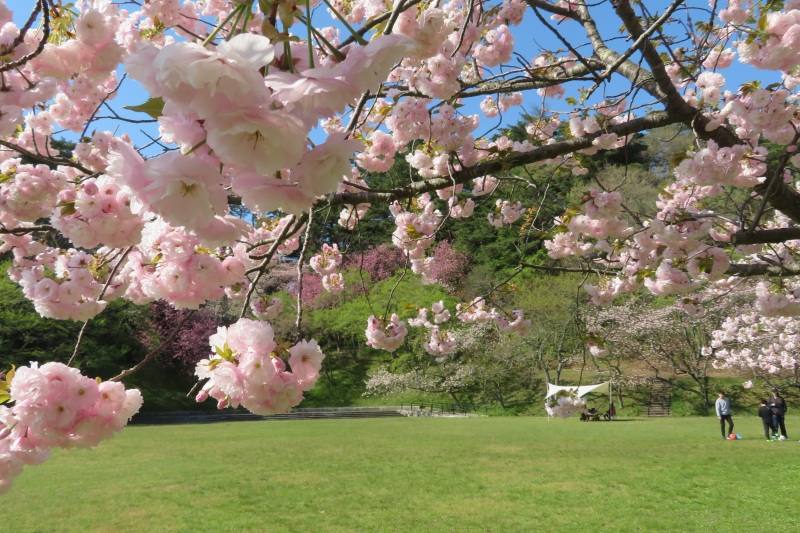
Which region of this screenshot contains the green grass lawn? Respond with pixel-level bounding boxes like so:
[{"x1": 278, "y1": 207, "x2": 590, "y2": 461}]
[{"x1": 5, "y1": 416, "x2": 799, "y2": 532}]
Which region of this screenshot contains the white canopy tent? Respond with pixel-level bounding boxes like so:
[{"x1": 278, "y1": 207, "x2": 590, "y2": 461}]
[
  {"x1": 545, "y1": 381, "x2": 609, "y2": 400},
  {"x1": 545, "y1": 381, "x2": 614, "y2": 419}
]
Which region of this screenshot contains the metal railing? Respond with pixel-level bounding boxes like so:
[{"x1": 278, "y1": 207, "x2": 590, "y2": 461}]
[{"x1": 399, "y1": 402, "x2": 487, "y2": 416}]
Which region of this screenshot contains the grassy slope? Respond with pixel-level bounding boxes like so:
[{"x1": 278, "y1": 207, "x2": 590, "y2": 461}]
[{"x1": 6, "y1": 416, "x2": 800, "y2": 532}]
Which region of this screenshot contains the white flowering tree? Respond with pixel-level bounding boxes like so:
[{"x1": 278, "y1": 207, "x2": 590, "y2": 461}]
[
  {"x1": 5, "y1": 0, "x2": 800, "y2": 491},
  {"x1": 585, "y1": 285, "x2": 755, "y2": 411}
]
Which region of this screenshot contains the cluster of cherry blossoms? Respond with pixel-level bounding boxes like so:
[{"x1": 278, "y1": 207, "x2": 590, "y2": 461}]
[
  {"x1": 364, "y1": 295, "x2": 532, "y2": 357},
  {"x1": 122, "y1": 29, "x2": 414, "y2": 218},
  {"x1": 389, "y1": 195, "x2": 443, "y2": 277},
  {"x1": 365, "y1": 314, "x2": 409, "y2": 352},
  {"x1": 709, "y1": 318, "x2": 799, "y2": 375},
  {"x1": 250, "y1": 295, "x2": 283, "y2": 320},
  {"x1": 195, "y1": 318, "x2": 325, "y2": 415},
  {"x1": 336, "y1": 171, "x2": 371, "y2": 231},
  {"x1": 487, "y1": 199, "x2": 524, "y2": 228},
  {"x1": 409, "y1": 301, "x2": 456, "y2": 359},
  {"x1": 0, "y1": 363, "x2": 143, "y2": 494},
  {"x1": 309, "y1": 243, "x2": 344, "y2": 294},
  {"x1": 545, "y1": 392, "x2": 585, "y2": 419}
]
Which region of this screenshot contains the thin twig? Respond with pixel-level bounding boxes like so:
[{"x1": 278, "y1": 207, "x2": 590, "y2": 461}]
[
  {"x1": 240, "y1": 214, "x2": 301, "y2": 318},
  {"x1": 110, "y1": 310, "x2": 197, "y2": 382},
  {"x1": 0, "y1": 0, "x2": 49, "y2": 73},
  {"x1": 295, "y1": 209, "x2": 315, "y2": 338},
  {"x1": 67, "y1": 246, "x2": 134, "y2": 367}
]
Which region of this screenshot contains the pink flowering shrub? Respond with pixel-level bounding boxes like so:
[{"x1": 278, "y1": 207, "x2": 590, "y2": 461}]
[
  {"x1": 143, "y1": 299, "x2": 219, "y2": 377},
  {"x1": 426, "y1": 241, "x2": 470, "y2": 288},
  {"x1": 343, "y1": 245, "x2": 407, "y2": 283}
]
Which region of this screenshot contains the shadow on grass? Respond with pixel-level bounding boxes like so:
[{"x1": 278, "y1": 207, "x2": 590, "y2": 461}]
[{"x1": 575, "y1": 418, "x2": 648, "y2": 423}]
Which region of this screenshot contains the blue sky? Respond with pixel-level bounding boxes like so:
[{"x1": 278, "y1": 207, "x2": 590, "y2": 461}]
[{"x1": 10, "y1": 1, "x2": 783, "y2": 154}]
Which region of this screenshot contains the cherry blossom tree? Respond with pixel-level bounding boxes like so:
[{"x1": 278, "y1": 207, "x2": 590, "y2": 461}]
[
  {"x1": 585, "y1": 288, "x2": 748, "y2": 411},
  {"x1": 5, "y1": 0, "x2": 800, "y2": 491}
]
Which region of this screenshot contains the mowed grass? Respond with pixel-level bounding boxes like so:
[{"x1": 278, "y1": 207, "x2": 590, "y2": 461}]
[{"x1": 5, "y1": 416, "x2": 800, "y2": 533}]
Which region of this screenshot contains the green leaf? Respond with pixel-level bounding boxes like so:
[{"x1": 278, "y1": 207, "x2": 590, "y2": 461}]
[
  {"x1": 757, "y1": 13, "x2": 768, "y2": 32},
  {"x1": 371, "y1": 19, "x2": 388, "y2": 38},
  {"x1": 60, "y1": 202, "x2": 77, "y2": 217},
  {"x1": 214, "y1": 342, "x2": 235, "y2": 362},
  {"x1": 0, "y1": 365, "x2": 13, "y2": 404},
  {"x1": 766, "y1": 0, "x2": 785, "y2": 12},
  {"x1": 740, "y1": 80, "x2": 761, "y2": 95},
  {"x1": 258, "y1": 0, "x2": 272, "y2": 14},
  {"x1": 123, "y1": 97, "x2": 165, "y2": 119},
  {"x1": 634, "y1": 268, "x2": 656, "y2": 283},
  {"x1": 668, "y1": 151, "x2": 690, "y2": 169}
]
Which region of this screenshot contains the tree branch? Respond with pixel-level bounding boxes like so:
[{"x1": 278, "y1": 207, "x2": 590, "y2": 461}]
[
  {"x1": 457, "y1": 61, "x2": 602, "y2": 98},
  {"x1": 110, "y1": 311, "x2": 197, "y2": 382},
  {"x1": 726, "y1": 262, "x2": 800, "y2": 277},
  {"x1": 525, "y1": 0, "x2": 579, "y2": 20},
  {"x1": 731, "y1": 227, "x2": 800, "y2": 246},
  {"x1": 0, "y1": 139, "x2": 94, "y2": 176},
  {"x1": 326, "y1": 111, "x2": 678, "y2": 206}
]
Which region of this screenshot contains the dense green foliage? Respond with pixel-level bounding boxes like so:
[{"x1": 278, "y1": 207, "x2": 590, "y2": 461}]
[{"x1": 0, "y1": 260, "x2": 147, "y2": 379}]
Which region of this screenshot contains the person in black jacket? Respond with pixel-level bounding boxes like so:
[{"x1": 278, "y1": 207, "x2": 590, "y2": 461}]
[
  {"x1": 758, "y1": 399, "x2": 776, "y2": 441},
  {"x1": 768, "y1": 387, "x2": 788, "y2": 439}
]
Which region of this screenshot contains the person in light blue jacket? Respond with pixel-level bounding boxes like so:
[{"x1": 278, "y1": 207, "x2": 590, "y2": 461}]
[{"x1": 715, "y1": 390, "x2": 734, "y2": 440}]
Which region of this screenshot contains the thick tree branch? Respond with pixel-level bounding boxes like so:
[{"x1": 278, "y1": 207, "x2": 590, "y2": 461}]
[
  {"x1": 731, "y1": 228, "x2": 800, "y2": 246},
  {"x1": 611, "y1": 0, "x2": 688, "y2": 108},
  {"x1": 525, "y1": 0, "x2": 579, "y2": 20},
  {"x1": 458, "y1": 61, "x2": 602, "y2": 98},
  {"x1": 600, "y1": 0, "x2": 685, "y2": 84},
  {"x1": 326, "y1": 111, "x2": 678, "y2": 206},
  {"x1": 0, "y1": 139, "x2": 94, "y2": 176},
  {"x1": 576, "y1": 0, "x2": 663, "y2": 99},
  {"x1": 0, "y1": 224, "x2": 53, "y2": 235},
  {"x1": 726, "y1": 262, "x2": 800, "y2": 277},
  {"x1": 520, "y1": 262, "x2": 615, "y2": 275},
  {"x1": 750, "y1": 180, "x2": 800, "y2": 225}
]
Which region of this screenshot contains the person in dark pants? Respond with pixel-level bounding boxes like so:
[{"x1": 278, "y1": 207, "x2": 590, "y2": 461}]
[
  {"x1": 768, "y1": 387, "x2": 788, "y2": 439},
  {"x1": 758, "y1": 399, "x2": 776, "y2": 441},
  {"x1": 715, "y1": 390, "x2": 734, "y2": 440}
]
